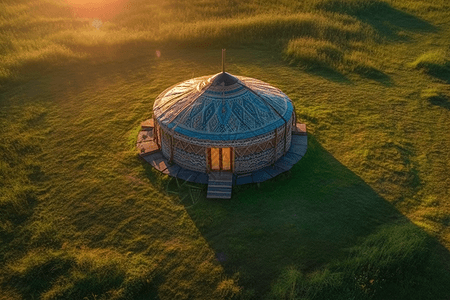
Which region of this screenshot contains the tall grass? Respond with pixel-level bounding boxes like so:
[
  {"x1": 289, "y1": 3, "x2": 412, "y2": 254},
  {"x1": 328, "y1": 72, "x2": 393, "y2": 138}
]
[
  {"x1": 284, "y1": 38, "x2": 344, "y2": 70},
  {"x1": 410, "y1": 50, "x2": 447, "y2": 69},
  {"x1": 409, "y1": 50, "x2": 450, "y2": 83},
  {"x1": 4, "y1": 248, "x2": 159, "y2": 300},
  {"x1": 160, "y1": 13, "x2": 369, "y2": 46},
  {"x1": 0, "y1": 0, "x2": 87, "y2": 84},
  {"x1": 284, "y1": 37, "x2": 382, "y2": 79},
  {"x1": 0, "y1": 105, "x2": 47, "y2": 246},
  {"x1": 270, "y1": 223, "x2": 450, "y2": 300},
  {"x1": 315, "y1": 0, "x2": 387, "y2": 15},
  {"x1": 1, "y1": 0, "x2": 374, "y2": 85}
]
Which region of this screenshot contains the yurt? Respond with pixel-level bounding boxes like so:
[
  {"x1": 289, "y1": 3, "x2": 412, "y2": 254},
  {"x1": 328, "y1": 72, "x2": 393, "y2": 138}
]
[{"x1": 137, "y1": 53, "x2": 307, "y2": 198}]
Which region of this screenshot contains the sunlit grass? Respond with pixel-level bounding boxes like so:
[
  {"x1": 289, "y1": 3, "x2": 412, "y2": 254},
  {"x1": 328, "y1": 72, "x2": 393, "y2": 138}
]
[
  {"x1": 1, "y1": 0, "x2": 374, "y2": 84},
  {"x1": 5, "y1": 247, "x2": 160, "y2": 299}
]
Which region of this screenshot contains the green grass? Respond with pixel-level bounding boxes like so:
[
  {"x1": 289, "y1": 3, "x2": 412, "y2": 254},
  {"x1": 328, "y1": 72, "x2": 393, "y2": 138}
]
[
  {"x1": 410, "y1": 50, "x2": 450, "y2": 84},
  {"x1": 2, "y1": 0, "x2": 450, "y2": 299},
  {"x1": 283, "y1": 37, "x2": 386, "y2": 82},
  {"x1": 5, "y1": 247, "x2": 160, "y2": 299},
  {"x1": 269, "y1": 222, "x2": 449, "y2": 300}
]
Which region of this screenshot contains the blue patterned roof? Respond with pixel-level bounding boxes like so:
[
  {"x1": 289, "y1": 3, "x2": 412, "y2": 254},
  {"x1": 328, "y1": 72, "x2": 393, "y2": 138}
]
[{"x1": 153, "y1": 72, "x2": 294, "y2": 141}]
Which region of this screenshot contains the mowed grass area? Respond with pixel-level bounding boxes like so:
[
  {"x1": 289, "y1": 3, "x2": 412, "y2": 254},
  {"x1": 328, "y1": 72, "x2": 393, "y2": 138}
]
[{"x1": 1, "y1": 0, "x2": 450, "y2": 299}]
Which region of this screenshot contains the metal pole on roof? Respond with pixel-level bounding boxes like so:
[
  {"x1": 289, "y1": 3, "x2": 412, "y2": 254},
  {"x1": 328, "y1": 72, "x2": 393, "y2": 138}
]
[{"x1": 222, "y1": 49, "x2": 226, "y2": 73}]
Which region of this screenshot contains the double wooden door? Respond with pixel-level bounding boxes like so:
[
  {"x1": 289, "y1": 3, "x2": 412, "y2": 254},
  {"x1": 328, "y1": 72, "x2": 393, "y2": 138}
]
[{"x1": 208, "y1": 147, "x2": 233, "y2": 171}]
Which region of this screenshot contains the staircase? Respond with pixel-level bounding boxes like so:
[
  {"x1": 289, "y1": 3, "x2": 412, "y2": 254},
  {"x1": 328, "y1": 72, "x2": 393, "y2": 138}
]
[{"x1": 207, "y1": 172, "x2": 233, "y2": 199}]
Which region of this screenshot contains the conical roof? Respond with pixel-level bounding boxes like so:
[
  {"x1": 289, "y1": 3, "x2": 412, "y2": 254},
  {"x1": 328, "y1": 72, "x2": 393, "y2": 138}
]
[{"x1": 153, "y1": 72, "x2": 294, "y2": 141}]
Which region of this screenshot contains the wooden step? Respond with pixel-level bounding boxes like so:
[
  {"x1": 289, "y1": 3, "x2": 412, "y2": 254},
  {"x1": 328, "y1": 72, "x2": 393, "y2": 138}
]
[
  {"x1": 141, "y1": 118, "x2": 154, "y2": 129},
  {"x1": 207, "y1": 192, "x2": 232, "y2": 199},
  {"x1": 293, "y1": 123, "x2": 307, "y2": 136},
  {"x1": 207, "y1": 172, "x2": 233, "y2": 199},
  {"x1": 207, "y1": 188, "x2": 231, "y2": 194}
]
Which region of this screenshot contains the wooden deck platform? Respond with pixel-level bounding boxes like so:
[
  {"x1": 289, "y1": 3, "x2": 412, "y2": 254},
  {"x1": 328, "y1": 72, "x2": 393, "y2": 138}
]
[
  {"x1": 136, "y1": 120, "x2": 308, "y2": 198},
  {"x1": 140, "y1": 118, "x2": 154, "y2": 129},
  {"x1": 293, "y1": 123, "x2": 307, "y2": 136},
  {"x1": 138, "y1": 141, "x2": 160, "y2": 157},
  {"x1": 136, "y1": 126, "x2": 160, "y2": 157}
]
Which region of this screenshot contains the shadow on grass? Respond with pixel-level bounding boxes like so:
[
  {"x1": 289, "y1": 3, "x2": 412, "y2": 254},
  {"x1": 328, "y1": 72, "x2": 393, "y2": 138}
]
[
  {"x1": 320, "y1": 1, "x2": 436, "y2": 40},
  {"x1": 353, "y1": 65, "x2": 393, "y2": 86},
  {"x1": 311, "y1": 65, "x2": 393, "y2": 86},
  {"x1": 428, "y1": 94, "x2": 450, "y2": 110},
  {"x1": 183, "y1": 135, "x2": 450, "y2": 299},
  {"x1": 284, "y1": 54, "x2": 392, "y2": 85},
  {"x1": 426, "y1": 63, "x2": 450, "y2": 84},
  {"x1": 357, "y1": 3, "x2": 436, "y2": 39}
]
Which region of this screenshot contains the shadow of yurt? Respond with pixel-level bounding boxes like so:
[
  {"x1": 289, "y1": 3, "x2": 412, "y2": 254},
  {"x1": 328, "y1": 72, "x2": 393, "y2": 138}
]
[{"x1": 183, "y1": 135, "x2": 450, "y2": 299}]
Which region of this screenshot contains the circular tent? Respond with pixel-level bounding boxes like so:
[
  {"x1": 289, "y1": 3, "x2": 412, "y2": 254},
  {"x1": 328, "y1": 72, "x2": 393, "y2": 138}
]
[{"x1": 152, "y1": 72, "x2": 296, "y2": 174}]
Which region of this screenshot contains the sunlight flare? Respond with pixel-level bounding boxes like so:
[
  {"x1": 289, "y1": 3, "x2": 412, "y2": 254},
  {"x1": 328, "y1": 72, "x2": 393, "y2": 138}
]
[{"x1": 92, "y1": 19, "x2": 103, "y2": 29}]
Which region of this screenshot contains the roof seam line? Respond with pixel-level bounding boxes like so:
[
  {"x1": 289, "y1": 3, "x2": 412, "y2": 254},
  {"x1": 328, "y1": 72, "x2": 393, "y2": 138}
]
[
  {"x1": 170, "y1": 81, "x2": 214, "y2": 133},
  {"x1": 236, "y1": 81, "x2": 288, "y2": 124}
]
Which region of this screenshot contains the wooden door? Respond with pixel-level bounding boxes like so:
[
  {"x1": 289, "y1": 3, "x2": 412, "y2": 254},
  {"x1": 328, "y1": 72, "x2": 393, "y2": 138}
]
[
  {"x1": 222, "y1": 148, "x2": 231, "y2": 171},
  {"x1": 210, "y1": 147, "x2": 220, "y2": 171},
  {"x1": 208, "y1": 148, "x2": 233, "y2": 172}
]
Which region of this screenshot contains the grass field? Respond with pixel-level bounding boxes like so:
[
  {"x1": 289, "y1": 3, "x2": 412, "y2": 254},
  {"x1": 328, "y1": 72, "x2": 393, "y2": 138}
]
[{"x1": 1, "y1": 0, "x2": 450, "y2": 299}]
